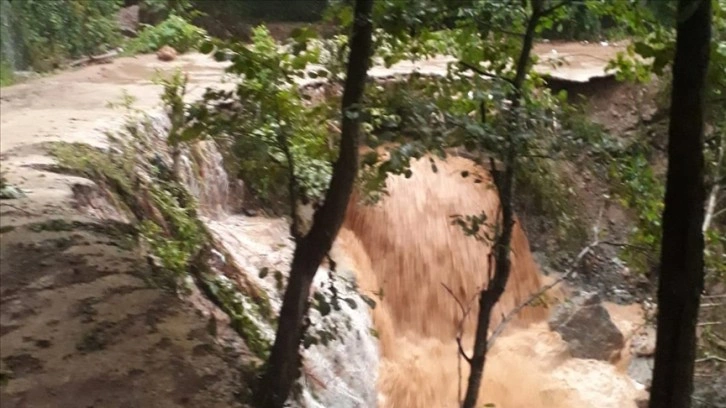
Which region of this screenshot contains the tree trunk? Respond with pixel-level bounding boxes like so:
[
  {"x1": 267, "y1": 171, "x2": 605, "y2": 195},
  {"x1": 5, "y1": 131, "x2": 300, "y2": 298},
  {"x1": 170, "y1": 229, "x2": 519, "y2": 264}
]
[
  {"x1": 461, "y1": 2, "x2": 542, "y2": 407},
  {"x1": 254, "y1": 1, "x2": 374, "y2": 407},
  {"x1": 648, "y1": 1, "x2": 711, "y2": 407},
  {"x1": 461, "y1": 146, "x2": 516, "y2": 408}
]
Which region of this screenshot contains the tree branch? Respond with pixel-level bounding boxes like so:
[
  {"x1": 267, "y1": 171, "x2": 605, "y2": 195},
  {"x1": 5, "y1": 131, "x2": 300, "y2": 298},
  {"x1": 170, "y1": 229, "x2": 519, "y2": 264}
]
[
  {"x1": 695, "y1": 355, "x2": 726, "y2": 363},
  {"x1": 441, "y1": 282, "x2": 467, "y2": 316},
  {"x1": 441, "y1": 283, "x2": 478, "y2": 364},
  {"x1": 278, "y1": 131, "x2": 301, "y2": 242}
]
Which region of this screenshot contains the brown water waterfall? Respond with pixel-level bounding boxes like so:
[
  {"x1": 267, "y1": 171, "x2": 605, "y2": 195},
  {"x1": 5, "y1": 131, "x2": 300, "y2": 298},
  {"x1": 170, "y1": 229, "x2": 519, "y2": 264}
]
[{"x1": 333, "y1": 156, "x2": 642, "y2": 407}]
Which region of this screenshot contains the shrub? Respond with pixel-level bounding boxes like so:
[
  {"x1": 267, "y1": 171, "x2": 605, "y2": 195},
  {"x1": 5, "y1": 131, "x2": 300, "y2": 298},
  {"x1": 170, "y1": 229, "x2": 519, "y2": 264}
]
[
  {"x1": 6, "y1": 0, "x2": 122, "y2": 71},
  {"x1": 0, "y1": 59, "x2": 13, "y2": 87},
  {"x1": 125, "y1": 15, "x2": 207, "y2": 54}
]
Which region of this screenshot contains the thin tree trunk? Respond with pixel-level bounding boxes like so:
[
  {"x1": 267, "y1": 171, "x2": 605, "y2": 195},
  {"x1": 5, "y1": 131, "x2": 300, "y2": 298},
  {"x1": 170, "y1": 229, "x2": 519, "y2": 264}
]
[
  {"x1": 648, "y1": 0, "x2": 711, "y2": 407},
  {"x1": 703, "y1": 133, "x2": 724, "y2": 233},
  {"x1": 461, "y1": 2, "x2": 542, "y2": 407},
  {"x1": 461, "y1": 145, "x2": 516, "y2": 408},
  {"x1": 254, "y1": 1, "x2": 374, "y2": 407}
]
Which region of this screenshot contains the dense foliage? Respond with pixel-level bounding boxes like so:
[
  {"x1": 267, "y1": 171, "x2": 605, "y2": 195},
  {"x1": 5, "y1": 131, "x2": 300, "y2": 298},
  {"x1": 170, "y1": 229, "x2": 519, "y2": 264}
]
[
  {"x1": 125, "y1": 14, "x2": 208, "y2": 54},
  {"x1": 172, "y1": 27, "x2": 335, "y2": 212},
  {"x1": 1, "y1": 0, "x2": 122, "y2": 71}
]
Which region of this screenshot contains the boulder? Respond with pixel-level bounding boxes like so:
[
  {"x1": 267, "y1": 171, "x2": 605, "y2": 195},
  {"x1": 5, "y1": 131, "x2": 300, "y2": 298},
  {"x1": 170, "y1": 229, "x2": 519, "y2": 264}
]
[
  {"x1": 631, "y1": 326, "x2": 656, "y2": 357},
  {"x1": 156, "y1": 46, "x2": 178, "y2": 62},
  {"x1": 628, "y1": 356, "x2": 654, "y2": 390},
  {"x1": 549, "y1": 293, "x2": 625, "y2": 361},
  {"x1": 117, "y1": 5, "x2": 140, "y2": 37}
]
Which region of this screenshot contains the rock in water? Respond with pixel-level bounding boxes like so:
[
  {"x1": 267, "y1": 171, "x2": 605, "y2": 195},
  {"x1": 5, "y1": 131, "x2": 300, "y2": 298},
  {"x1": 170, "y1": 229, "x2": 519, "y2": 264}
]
[
  {"x1": 156, "y1": 45, "x2": 178, "y2": 62},
  {"x1": 630, "y1": 326, "x2": 656, "y2": 357},
  {"x1": 628, "y1": 356, "x2": 654, "y2": 389},
  {"x1": 548, "y1": 293, "x2": 625, "y2": 361}
]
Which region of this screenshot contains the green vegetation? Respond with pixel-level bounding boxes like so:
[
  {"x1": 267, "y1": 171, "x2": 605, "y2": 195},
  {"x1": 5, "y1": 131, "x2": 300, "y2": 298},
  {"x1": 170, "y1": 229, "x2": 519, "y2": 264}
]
[
  {"x1": 48, "y1": 120, "x2": 275, "y2": 363},
  {"x1": 203, "y1": 275, "x2": 271, "y2": 358},
  {"x1": 125, "y1": 15, "x2": 208, "y2": 54},
  {"x1": 3, "y1": 0, "x2": 724, "y2": 405},
  {"x1": 137, "y1": 183, "x2": 204, "y2": 289},
  {"x1": 194, "y1": 0, "x2": 328, "y2": 28},
  {"x1": 604, "y1": 0, "x2": 726, "y2": 281},
  {"x1": 2, "y1": 0, "x2": 122, "y2": 71},
  {"x1": 191, "y1": 26, "x2": 335, "y2": 212},
  {"x1": 0, "y1": 59, "x2": 13, "y2": 87}
]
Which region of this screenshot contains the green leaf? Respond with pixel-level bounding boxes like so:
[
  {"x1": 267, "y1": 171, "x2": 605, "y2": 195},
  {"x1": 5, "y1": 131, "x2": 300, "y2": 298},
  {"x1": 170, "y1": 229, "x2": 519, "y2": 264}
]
[
  {"x1": 180, "y1": 123, "x2": 205, "y2": 142},
  {"x1": 199, "y1": 40, "x2": 214, "y2": 54},
  {"x1": 343, "y1": 298, "x2": 358, "y2": 309},
  {"x1": 318, "y1": 299, "x2": 332, "y2": 316},
  {"x1": 362, "y1": 151, "x2": 379, "y2": 166},
  {"x1": 361, "y1": 294, "x2": 377, "y2": 309},
  {"x1": 213, "y1": 50, "x2": 228, "y2": 62},
  {"x1": 303, "y1": 334, "x2": 317, "y2": 349}
]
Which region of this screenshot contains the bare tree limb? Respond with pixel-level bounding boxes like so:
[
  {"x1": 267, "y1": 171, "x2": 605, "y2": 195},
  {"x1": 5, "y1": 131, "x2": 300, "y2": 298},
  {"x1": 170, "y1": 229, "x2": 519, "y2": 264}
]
[
  {"x1": 600, "y1": 240, "x2": 652, "y2": 252},
  {"x1": 697, "y1": 321, "x2": 723, "y2": 327},
  {"x1": 441, "y1": 282, "x2": 479, "y2": 364},
  {"x1": 695, "y1": 355, "x2": 726, "y2": 363},
  {"x1": 441, "y1": 283, "x2": 467, "y2": 316}
]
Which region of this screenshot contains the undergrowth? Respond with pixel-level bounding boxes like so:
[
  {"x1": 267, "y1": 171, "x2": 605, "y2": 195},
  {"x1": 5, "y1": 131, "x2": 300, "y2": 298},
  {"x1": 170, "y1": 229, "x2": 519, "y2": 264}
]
[
  {"x1": 124, "y1": 15, "x2": 208, "y2": 54},
  {"x1": 0, "y1": 60, "x2": 14, "y2": 87},
  {"x1": 47, "y1": 119, "x2": 273, "y2": 359},
  {"x1": 4, "y1": 0, "x2": 122, "y2": 71},
  {"x1": 560, "y1": 107, "x2": 664, "y2": 275}
]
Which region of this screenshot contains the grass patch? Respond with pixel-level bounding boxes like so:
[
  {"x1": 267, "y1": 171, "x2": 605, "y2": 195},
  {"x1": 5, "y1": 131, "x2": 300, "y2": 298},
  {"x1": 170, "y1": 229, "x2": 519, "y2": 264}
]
[
  {"x1": 202, "y1": 275, "x2": 271, "y2": 359},
  {"x1": 124, "y1": 15, "x2": 207, "y2": 54},
  {"x1": 0, "y1": 60, "x2": 14, "y2": 87}
]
